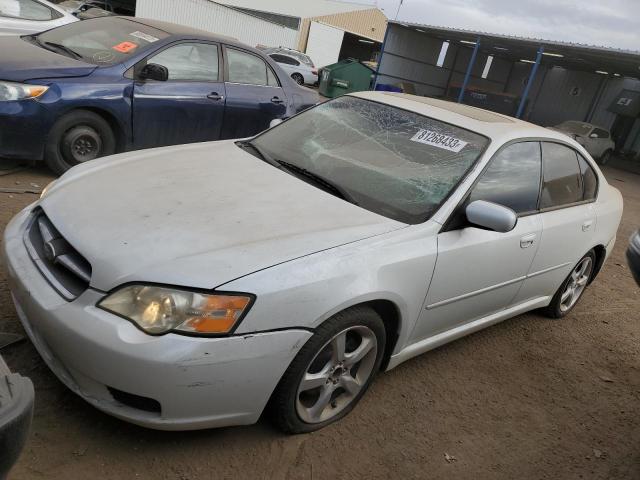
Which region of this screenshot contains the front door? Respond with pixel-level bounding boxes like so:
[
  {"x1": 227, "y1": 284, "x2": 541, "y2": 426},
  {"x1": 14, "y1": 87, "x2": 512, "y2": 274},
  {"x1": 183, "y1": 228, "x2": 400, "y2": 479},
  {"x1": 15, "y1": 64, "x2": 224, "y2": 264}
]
[
  {"x1": 221, "y1": 46, "x2": 287, "y2": 139},
  {"x1": 411, "y1": 141, "x2": 544, "y2": 342},
  {"x1": 132, "y1": 42, "x2": 225, "y2": 150}
]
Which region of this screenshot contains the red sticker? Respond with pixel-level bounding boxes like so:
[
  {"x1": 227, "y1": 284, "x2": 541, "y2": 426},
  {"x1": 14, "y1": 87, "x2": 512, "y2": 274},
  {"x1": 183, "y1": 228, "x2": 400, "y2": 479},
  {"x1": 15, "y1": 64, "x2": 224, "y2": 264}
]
[{"x1": 112, "y1": 41, "x2": 138, "y2": 53}]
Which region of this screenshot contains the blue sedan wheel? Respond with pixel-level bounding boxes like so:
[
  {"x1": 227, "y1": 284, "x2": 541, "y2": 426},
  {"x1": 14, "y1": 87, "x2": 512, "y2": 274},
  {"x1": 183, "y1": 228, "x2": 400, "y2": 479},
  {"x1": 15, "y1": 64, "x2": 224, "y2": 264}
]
[{"x1": 45, "y1": 110, "x2": 116, "y2": 175}]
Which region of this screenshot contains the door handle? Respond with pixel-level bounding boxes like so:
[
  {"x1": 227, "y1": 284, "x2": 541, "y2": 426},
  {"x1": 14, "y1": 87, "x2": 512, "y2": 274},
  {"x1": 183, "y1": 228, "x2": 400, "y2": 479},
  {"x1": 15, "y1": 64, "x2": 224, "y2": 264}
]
[
  {"x1": 520, "y1": 233, "x2": 536, "y2": 249},
  {"x1": 271, "y1": 96, "x2": 284, "y2": 104},
  {"x1": 207, "y1": 92, "x2": 224, "y2": 101},
  {"x1": 582, "y1": 220, "x2": 594, "y2": 232}
]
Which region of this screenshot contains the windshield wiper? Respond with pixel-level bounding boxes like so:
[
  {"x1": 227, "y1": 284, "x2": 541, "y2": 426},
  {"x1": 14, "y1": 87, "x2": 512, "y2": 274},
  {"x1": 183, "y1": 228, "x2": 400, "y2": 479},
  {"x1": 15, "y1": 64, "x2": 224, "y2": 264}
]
[
  {"x1": 275, "y1": 160, "x2": 359, "y2": 206},
  {"x1": 38, "y1": 39, "x2": 83, "y2": 60},
  {"x1": 236, "y1": 141, "x2": 284, "y2": 170},
  {"x1": 236, "y1": 141, "x2": 358, "y2": 206}
]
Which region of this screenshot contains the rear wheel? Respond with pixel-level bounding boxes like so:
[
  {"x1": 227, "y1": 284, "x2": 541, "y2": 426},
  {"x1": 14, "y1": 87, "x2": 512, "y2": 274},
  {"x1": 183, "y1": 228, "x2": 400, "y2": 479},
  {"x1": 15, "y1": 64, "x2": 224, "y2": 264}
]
[
  {"x1": 45, "y1": 110, "x2": 116, "y2": 175},
  {"x1": 270, "y1": 306, "x2": 385, "y2": 433},
  {"x1": 543, "y1": 250, "x2": 595, "y2": 318},
  {"x1": 291, "y1": 73, "x2": 305, "y2": 85}
]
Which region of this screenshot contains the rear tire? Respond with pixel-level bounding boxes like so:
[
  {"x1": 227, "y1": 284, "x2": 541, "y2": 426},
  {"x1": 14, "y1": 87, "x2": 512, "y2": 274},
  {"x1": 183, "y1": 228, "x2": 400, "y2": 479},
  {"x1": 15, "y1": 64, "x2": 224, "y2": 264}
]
[
  {"x1": 44, "y1": 110, "x2": 116, "y2": 175},
  {"x1": 270, "y1": 306, "x2": 385, "y2": 434},
  {"x1": 542, "y1": 250, "x2": 596, "y2": 319},
  {"x1": 291, "y1": 73, "x2": 305, "y2": 85}
]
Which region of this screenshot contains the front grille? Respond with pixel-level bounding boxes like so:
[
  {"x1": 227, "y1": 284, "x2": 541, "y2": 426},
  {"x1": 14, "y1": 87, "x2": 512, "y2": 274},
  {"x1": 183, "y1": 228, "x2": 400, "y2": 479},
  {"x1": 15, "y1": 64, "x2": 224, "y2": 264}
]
[{"x1": 23, "y1": 209, "x2": 92, "y2": 301}]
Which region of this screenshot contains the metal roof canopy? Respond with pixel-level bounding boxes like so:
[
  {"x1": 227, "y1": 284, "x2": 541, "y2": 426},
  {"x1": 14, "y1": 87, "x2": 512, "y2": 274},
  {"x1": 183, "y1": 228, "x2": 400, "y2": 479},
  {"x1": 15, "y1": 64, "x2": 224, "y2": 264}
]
[{"x1": 390, "y1": 21, "x2": 640, "y2": 79}]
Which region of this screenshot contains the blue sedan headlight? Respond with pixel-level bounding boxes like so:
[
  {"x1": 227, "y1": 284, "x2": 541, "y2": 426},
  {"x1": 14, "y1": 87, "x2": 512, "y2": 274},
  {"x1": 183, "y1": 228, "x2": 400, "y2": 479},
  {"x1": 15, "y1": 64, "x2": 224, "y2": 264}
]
[{"x1": 0, "y1": 81, "x2": 49, "y2": 101}]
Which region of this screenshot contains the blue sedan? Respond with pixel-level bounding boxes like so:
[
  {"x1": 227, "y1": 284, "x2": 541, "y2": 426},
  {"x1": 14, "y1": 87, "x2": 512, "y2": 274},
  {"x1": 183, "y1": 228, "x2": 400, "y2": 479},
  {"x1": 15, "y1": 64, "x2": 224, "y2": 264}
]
[{"x1": 0, "y1": 16, "x2": 318, "y2": 174}]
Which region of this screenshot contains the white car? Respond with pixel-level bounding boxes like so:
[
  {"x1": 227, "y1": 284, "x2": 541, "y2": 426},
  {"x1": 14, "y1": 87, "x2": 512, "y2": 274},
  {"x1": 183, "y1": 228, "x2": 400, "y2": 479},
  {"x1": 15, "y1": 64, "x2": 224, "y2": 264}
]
[
  {"x1": 0, "y1": 0, "x2": 77, "y2": 35},
  {"x1": 268, "y1": 51, "x2": 318, "y2": 86},
  {"x1": 552, "y1": 121, "x2": 615, "y2": 165},
  {"x1": 4, "y1": 92, "x2": 623, "y2": 433}
]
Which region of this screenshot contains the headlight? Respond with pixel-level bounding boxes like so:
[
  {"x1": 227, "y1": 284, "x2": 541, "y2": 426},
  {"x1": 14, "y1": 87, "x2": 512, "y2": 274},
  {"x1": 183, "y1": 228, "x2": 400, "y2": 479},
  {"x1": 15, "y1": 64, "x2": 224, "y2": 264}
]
[
  {"x1": 0, "y1": 81, "x2": 49, "y2": 101},
  {"x1": 98, "y1": 285, "x2": 254, "y2": 336}
]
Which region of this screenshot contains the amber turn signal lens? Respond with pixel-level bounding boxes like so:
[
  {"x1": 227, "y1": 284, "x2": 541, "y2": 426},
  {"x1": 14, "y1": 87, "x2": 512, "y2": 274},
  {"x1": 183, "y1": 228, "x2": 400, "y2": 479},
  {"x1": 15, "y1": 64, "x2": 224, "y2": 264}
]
[{"x1": 179, "y1": 295, "x2": 252, "y2": 334}]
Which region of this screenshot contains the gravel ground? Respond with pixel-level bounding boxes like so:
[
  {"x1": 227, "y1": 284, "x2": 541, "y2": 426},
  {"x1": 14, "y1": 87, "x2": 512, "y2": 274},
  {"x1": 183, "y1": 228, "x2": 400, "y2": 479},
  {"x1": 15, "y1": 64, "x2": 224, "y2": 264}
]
[{"x1": 1, "y1": 164, "x2": 639, "y2": 480}]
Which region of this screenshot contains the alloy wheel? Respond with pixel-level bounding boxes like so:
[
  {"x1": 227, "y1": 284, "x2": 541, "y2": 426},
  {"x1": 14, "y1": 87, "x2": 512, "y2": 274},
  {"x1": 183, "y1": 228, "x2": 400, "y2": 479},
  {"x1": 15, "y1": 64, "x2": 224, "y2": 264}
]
[
  {"x1": 296, "y1": 326, "x2": 378, "y2": 424},
  {"x1": 560, "y1": 256, "x2": 593, "y2": 312}
]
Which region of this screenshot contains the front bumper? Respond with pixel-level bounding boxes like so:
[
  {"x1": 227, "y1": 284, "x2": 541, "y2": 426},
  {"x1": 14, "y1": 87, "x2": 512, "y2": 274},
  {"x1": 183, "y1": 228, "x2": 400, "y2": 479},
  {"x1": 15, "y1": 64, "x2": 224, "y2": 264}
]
[
  {"x1": 4, "y1": 207, "x2": 312, "y2": 430},
  {"x1": 0, "y1": 99, "x2": 51, "y2": 161},
  {"x1": 0, "y1": 355, "x2": 34, "y2": 478}
]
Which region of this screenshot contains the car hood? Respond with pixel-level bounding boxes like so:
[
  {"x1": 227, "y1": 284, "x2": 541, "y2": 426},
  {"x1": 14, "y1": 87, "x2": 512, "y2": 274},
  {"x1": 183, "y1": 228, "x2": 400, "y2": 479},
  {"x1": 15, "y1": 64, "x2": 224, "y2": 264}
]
[
  {"x1": 0, "y1": 36, "x2": 96, "y2": 82},
  {"x1": 40, "y1": 141, "x2": 405, "y2": 291}
]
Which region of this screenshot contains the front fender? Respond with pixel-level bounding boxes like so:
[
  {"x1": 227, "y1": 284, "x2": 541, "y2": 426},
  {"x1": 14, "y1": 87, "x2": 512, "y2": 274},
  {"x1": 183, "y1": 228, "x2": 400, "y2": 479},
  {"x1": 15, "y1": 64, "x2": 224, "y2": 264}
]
[{"x1": 220, "y1": 223, "x2": 439, "y2": 357}]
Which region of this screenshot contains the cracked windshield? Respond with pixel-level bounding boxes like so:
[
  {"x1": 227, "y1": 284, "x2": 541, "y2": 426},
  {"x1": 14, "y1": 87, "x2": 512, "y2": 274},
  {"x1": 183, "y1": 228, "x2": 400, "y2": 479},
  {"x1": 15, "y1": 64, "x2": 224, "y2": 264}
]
[{"x1": 252, "y1": 96, "x2": 489, "y2": 224}]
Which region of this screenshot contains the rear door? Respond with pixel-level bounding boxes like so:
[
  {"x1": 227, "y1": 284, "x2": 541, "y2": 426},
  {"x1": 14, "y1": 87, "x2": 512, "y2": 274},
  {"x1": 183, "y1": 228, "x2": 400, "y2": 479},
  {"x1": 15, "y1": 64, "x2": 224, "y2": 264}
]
[
  {"x1": 515, "y1": 142, "x2": 598, "y2": 302},
  {"x1": 411, "y1": 142, "x2": 544, "y2": 342},
  {"x1": 221, "y1": 46, "x2": 287, "y2": 139},
  {"x1": 132, "y1": 41, "x2": 225, "y2": 150}
]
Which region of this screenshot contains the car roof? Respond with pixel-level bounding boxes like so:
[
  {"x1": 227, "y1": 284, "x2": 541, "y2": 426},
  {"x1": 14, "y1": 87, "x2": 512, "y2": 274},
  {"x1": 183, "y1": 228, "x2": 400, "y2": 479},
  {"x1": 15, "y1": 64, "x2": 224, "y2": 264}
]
[
  {"x1": 121, "y1": 17, "x2": 248, "y2": 48},
  {"x1": 350, "y1": 91, "x2": 574, "y2": 144}
]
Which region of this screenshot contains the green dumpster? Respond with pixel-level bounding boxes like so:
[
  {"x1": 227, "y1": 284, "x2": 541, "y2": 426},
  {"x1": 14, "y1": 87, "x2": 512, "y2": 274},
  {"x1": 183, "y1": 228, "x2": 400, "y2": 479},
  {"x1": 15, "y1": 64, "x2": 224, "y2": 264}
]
[{"x1": 318, "y1": 59, "x2": 376, "y2": 98}]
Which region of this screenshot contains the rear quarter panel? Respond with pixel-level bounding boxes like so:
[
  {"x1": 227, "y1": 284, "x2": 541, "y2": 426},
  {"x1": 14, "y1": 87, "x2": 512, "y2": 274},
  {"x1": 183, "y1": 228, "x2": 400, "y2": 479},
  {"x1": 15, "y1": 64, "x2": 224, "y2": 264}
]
[{"x1": 594, "y1": 183, "x2": 624, "y2": 258}]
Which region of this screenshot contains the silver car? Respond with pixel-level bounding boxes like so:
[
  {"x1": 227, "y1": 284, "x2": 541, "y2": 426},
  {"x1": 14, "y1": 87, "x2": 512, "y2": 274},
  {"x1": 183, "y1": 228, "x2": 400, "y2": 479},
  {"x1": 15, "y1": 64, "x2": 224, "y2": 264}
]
[
  {"x1": 552, "y1": 121, "x2": 615, "y2": 165},
  {"x1": 264, "y1": 47, "x2": 318, "y2": 86},
  {"x1": 4, "y1": 92, "x2": 623, "y2": 433},
  {"x1": 0, "y1": 0, "x2": 76, "y2": 35}
]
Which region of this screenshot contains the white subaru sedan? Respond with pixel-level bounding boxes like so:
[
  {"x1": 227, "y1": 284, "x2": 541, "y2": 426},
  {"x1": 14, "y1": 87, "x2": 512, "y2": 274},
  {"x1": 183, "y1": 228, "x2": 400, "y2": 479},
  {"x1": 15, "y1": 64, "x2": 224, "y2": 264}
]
[{"x1": 4, "y1": 92, "x2": 623, "y2": 433}]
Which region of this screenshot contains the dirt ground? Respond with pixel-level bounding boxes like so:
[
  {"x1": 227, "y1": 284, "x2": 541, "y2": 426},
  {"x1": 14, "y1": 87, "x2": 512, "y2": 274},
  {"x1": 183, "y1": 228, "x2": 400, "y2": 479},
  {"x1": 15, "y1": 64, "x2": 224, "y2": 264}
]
[{"x1": 1, "y1": 164, "x2": 639, "y2": 480}]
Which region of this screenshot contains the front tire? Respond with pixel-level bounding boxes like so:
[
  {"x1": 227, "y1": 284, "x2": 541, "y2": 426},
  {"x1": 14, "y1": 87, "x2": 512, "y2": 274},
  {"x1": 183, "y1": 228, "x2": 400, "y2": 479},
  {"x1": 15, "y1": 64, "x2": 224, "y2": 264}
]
[
  {"x1": 291, "y1": 73, "x2": 305, "y2": 85},
  {"x1": 543, "y1": 250, "x2": 596, "y2": 318},
  {"x1": 270, "y1": 306, "x2": 386, "y2": 433},
  {"x1": 599, "y1": 149, "x2": 612, "y2": 165},
  {"x1": 45, "y1": 110, "x2": 116, "y2": 175}
]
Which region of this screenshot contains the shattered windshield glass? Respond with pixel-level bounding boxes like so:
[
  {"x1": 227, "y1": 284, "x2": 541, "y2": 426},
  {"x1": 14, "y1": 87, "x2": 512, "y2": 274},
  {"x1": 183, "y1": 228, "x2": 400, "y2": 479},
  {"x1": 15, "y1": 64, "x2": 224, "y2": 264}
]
[{"x1": 251, "y1": 96, "x2": 489, "y2": 224}]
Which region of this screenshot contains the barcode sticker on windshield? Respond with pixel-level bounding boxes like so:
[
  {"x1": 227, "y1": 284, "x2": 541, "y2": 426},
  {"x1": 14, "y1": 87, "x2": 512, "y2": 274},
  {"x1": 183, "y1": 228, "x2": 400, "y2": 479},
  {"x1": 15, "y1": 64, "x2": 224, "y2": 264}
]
[
  {"x1": 410, "y1": 129, "x2": 468, "y2": 152},
  {"x1": 130, "y1": 31, "x2": 159, "y2": 43}
]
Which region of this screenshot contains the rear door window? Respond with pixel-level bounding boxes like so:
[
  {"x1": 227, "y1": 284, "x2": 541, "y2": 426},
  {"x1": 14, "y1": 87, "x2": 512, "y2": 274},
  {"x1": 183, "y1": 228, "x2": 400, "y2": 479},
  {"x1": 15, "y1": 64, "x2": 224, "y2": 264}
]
[
  {"x1": 540, "y1": 142, "x2": 583, "y2": 209},
  {"x1": 270, "y1": 54, "x2": 295, "y2": 65},
  {"x1": 468, "y1": 141, "x2": 541, "y2": 214},
  {"x1": 227, "y1": 48, "x2": 271, "y2": 86}
]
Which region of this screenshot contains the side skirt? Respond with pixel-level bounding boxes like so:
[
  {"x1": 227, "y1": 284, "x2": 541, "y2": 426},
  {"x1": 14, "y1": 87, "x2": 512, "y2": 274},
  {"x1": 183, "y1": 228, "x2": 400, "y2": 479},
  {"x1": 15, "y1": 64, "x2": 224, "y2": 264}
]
[{"x1": 386, "y1": 296, "x2": 551, "y2": 371}]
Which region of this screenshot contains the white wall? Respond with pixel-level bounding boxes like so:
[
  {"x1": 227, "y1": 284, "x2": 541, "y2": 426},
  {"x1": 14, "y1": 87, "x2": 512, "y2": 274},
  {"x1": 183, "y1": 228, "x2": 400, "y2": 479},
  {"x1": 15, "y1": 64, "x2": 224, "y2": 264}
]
[
  {"x1": 216, "y1": 0, "x2": 374, "y2": 19},
  {"x1": 306, "y1": 21, "x2": 344, "y2": 68},
  {"x1": 136, "y1": 0, "x2": 298, "y2": 49}
]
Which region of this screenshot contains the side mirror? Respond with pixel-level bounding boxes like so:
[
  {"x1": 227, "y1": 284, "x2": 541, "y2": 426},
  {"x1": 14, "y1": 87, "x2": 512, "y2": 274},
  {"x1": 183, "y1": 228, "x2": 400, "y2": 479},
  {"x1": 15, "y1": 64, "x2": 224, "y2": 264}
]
[
  {"x1": 139, "y1": 63, "x2": 169, "y2": 82},
  {"x1": 466, "y1": 200, "x2": 517, "y2": 233},
  {"x1": 269, "y1": 118, "x2": 284, "y2": 129},
  {"x1": 590, "y1": 133, "x2": 599, "y2": 138}
]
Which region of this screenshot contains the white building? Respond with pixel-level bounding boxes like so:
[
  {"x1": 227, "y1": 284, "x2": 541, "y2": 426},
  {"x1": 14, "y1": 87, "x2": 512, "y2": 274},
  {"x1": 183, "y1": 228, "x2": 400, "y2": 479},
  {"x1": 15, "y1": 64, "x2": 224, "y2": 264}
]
[{"x1": 135, "y1": 0, "x2": 386, "y2": 67}]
